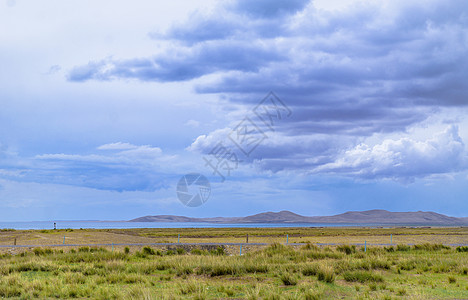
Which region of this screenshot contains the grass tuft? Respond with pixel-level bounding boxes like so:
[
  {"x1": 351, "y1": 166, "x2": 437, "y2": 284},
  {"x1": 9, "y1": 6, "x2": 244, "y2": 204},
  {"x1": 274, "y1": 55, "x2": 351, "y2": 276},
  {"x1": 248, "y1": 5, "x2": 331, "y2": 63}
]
[{"x1": 280, "y1": 272, "x2": 298, "y2": 286}]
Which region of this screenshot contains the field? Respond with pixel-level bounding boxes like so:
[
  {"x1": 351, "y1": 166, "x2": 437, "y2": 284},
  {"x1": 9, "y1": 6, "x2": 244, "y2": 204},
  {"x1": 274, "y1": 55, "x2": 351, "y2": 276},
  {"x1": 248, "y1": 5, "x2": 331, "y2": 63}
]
[{"x1": 0, "y1": 227, "x2": 467, "y2": 299}]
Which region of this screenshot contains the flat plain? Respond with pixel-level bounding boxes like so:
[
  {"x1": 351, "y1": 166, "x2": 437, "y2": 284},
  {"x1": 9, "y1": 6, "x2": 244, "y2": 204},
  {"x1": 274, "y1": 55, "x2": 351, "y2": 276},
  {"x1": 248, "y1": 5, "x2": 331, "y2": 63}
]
[{"x1": 0, "y1": 227, "x2": 467, "y2": 299}]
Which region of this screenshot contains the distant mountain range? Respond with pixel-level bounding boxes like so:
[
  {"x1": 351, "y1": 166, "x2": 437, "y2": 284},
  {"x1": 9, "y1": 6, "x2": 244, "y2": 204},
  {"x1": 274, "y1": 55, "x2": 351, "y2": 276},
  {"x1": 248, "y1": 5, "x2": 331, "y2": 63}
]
[{"x1": 130, "y1": 210, "x2": 468, "y2": 226}]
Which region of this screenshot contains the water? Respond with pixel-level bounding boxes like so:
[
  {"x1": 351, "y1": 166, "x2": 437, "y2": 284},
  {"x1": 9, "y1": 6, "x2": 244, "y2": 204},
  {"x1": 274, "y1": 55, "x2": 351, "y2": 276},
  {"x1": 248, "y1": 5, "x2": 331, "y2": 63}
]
[{"x1": 0, "y1": 221, "x2": 367, "y2": 230}]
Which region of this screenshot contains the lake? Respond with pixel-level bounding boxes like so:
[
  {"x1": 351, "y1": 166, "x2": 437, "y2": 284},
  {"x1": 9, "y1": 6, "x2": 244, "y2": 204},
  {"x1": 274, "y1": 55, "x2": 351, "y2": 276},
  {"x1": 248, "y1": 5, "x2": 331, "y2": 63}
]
[{"x1": 0, "y1": 221, "x2": 367, "y2": 230}]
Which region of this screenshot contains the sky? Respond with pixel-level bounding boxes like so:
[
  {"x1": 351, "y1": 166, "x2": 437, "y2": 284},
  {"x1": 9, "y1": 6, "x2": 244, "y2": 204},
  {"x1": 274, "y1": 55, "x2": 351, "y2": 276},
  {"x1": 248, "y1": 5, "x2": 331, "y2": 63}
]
[{"x1": 1, "y1": 0, "x2": 468, "y2": 221}]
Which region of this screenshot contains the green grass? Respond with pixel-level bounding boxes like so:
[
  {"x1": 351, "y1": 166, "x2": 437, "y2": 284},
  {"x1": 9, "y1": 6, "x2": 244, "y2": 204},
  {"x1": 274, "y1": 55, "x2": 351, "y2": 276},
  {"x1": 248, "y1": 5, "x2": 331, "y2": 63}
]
[
  {"x1": 0, "y1": 237, "x2": 467, "y2": 298},
  {"x1": 343, "y1": 270, "x2": 384, "y2": 283}
]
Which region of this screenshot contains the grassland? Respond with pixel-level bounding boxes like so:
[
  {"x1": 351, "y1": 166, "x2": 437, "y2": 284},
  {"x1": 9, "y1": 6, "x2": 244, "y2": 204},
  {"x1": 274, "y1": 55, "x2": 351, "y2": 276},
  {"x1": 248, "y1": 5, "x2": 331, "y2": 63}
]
[
  {"x1": 2, "y1": 227, "x2": 468, "y2": 249},
  {"x1": 0, "y1": 227, "x2": 467, "y2": 299}
]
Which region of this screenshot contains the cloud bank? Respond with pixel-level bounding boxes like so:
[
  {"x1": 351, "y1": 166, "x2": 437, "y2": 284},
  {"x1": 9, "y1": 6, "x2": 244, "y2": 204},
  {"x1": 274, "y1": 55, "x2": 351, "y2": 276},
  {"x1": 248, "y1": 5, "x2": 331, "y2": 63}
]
[
  {"x1": 1, "y1": 143, "x2": 177, "y2": 192},
  {"x1": 66, "y1": 0, "x2": 468, "y2": 183}
]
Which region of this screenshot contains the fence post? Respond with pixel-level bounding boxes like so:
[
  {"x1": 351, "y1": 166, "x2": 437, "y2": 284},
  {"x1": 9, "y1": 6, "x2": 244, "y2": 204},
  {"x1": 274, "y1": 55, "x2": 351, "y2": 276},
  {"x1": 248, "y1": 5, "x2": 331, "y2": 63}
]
[
  {"x1": 391, "y1": 234, "x2": 392, "y2": 244},
  {"x1": 365, "y1": 240, "x2": 367, "y2": 252},
  {"x1": 246, "y1": 234, "x2": 249, "y2": 243},
  {"x1": 14, "y1": 238, "x2": 16, "y2": 245},
  {"x1": 286, "y1": 234, "x2": 289, "y2": 244},
  {"x1": 63, "y1": 236, "x2": 65, "y2": 245},
  {"x1": 240, "y1": 245, "x2": 242, "y2": 256},
  {"x1": 112, "y1": 243, "x2": 114, "y2": 252},
  {"x1": 178, "y1": 234, "x2": 180, "y2": 243}
]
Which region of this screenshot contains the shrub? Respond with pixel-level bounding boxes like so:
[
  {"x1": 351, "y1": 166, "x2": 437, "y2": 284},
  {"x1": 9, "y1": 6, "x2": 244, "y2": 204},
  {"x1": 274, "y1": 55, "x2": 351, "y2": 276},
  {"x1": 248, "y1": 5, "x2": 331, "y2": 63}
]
[
  {"x1": 456, "y1": 246, "x2": 468, "y2": 252},
  {"x1": 124, "y1": 247, "x2": 130, "y2": 254},
  {"x1": 448, "y1": 276, "x2": 456, "y2": 283}
]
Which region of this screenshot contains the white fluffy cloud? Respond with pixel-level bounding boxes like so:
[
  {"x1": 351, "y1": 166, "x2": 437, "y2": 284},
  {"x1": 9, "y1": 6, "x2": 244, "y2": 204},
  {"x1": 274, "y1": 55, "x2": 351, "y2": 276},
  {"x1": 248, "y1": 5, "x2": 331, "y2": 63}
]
[{"x1": 316, "y1": 126, "x2": 467, "y2": 182}]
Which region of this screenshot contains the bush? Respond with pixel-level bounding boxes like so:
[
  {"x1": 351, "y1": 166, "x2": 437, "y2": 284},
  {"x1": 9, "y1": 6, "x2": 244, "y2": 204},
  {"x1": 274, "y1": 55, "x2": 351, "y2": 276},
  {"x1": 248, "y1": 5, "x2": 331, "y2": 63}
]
[
  {"x1": 343, "y1": 271, "x2": 384, "y2": 283},
  {"x1": 456, "y1": 246, "x2": 468, "y2": 252},
  {"x1": 124, "y1": 247, "x2": 130, "y2": 254}
]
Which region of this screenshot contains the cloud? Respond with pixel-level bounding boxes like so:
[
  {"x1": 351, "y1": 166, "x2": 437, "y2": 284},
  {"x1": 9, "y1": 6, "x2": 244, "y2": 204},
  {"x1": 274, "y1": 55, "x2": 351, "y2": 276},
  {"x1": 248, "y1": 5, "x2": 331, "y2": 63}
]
[
  {"x1": 67, "y1": 0, "x2": 468, "y2": 180},
  {"x1": 67, "y1": 41, "x2": 285, "y2": 82},
  {"x1": 185, "y1": 120, "x2": 200, "y2": 128},
  {"x1": 229, "y1": 0, "x2": 309, "y2": 18},
  {"x1": 315, "y1": 126, "x2": 467, "y2": 182},
  {"x1": 45, "y1": 65, "x2": 61, "y2": 75},
  {"x1": 97, "y1": 142, "x2": 139, "y2": 150},
  {"x1": 9, "y1": 143, "x2": 177, "y2": 192}
]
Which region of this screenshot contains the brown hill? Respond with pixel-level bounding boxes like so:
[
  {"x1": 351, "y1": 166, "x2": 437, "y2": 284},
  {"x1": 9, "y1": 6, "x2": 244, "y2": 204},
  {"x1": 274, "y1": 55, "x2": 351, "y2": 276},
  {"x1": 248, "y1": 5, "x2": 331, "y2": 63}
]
[{"x1": 130, "y1": 209, "x2": 468, "y2": 226}]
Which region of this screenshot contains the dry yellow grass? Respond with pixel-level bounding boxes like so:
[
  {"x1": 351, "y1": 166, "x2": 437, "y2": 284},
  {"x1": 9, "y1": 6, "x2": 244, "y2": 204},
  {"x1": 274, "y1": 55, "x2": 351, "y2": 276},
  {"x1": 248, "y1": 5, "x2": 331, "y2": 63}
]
[{"x1": 1, "y1": 227, "x2": 467, "y2": 254}]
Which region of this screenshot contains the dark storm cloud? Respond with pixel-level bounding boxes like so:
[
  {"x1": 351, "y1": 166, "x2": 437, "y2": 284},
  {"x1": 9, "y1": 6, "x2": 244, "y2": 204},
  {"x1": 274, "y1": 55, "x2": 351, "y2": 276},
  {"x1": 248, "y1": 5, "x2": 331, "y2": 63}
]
[{"x1": 68, "y1": 0, "x2": 468, "y2": 180}]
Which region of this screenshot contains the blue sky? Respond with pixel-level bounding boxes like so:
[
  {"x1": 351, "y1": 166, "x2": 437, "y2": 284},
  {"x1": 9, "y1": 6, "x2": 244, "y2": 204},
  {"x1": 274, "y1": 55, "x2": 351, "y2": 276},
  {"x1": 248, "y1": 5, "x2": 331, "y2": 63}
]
[{"x1": 1, "y1": 0, "x2": 468, "y2": 221}]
